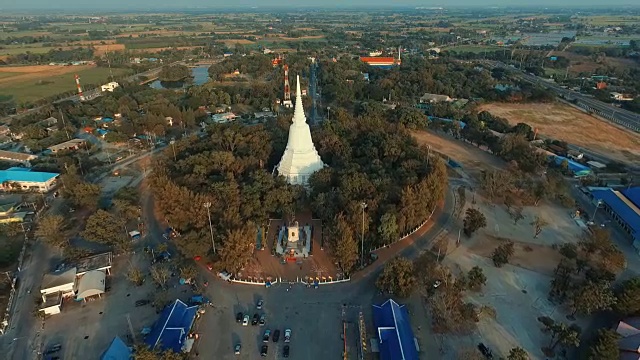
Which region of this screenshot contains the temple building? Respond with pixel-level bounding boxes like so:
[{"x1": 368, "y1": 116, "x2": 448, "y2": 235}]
[{"x1": 276, "y1": 75, "x2": 325, "y2": 186}]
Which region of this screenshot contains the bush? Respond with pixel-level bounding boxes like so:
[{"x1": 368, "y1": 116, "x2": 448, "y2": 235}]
[{"x1": 492, "y1": 241, "x2": 515, "y2": 267}]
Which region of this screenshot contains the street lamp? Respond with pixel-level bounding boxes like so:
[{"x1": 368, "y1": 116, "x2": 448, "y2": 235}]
[
  {"x1": 592, "y1": 199, "x2": 603, "y2": 221},
  {"x1": 204, "y1": 202, "x2": 216, "y2": 254},
  {"x1": 360, "y1": 202, "x2": 367, "y2": 268},
  {"x1": 327, "y1": 106, "x2": 331, "y2": 121},
  {"x1": 169, "y1": 140, "x2": 177, "y2": 162}
]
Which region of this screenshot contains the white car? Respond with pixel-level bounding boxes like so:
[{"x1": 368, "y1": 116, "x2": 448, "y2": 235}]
[
  {"x1": 242, "y1": 315, "x2": 249, "y2": 326},
  {"x1": 284, "y1": 329, "x2": 291, "y2": 343}
]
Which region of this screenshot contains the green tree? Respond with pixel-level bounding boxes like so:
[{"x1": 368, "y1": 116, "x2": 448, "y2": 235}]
[
  {"x1": 35, "y1": 214, "x2": 67, "y2": 248},
  {"x1": 378, "y1": 212, "x2": 399, "y2": 245},
  {"x1": 132, "y1": 344, "x2": 187, "y2": 360},
  {"x1": 569, "y1": 281, "x2": 616, "y2": 317},
  {"x1": 507, "y1": 347, "x2": 530, "y2": 360},
  {"x1": 541, "y1": 320, "x2": 581, "y2": 354},
  {"x1": 579, "y1": 228, "x2": 625, "y2": 275},
  {"x1": 615, "y1": 277, "x2": 640, "y2": 316},
  {"x1": 531, "y1": 215, "x2": 548, "y2": 239},
  {"x1": 331, "y1": 214, "x2": 359, "y2": 274},
  {"x1": 509, "y1": 206, "x2": 525, "y2": 225},
  {"x1": 463, "y1": 208, "x2": 487, "y2": 237},
  {"x1": 492, "y1": 241, "x2": 515, "y2": 267},
  {"x1": 127, "y1": 266, "x2": 144, "y2": 286},
  {"x1": 587, "y1": 328, "x2": 620, "y2": 360},
  {"x1": 82, "y1": 209, "x2": 126, "y2": 245},
  {"x1": 466, "y1": 266, "x2": 487, "y2": 291},
  {"x1": 376, "y1": 257, "x2": 416, "y2": 297},
  {"x1": 218, "y1": 222, "x2": 257, "y2": 273}
]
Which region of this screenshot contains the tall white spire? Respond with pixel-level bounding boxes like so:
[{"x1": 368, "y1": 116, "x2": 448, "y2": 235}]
[
  {"x1": 276, "y1": 74, "x2": 325, "y2": 186},
  {"x1": 293, "y1": 75, "x2": 305, "y2": 123}
]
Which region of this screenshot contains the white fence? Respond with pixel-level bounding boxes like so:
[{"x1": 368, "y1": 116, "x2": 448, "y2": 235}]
[{"x1": 369, "y1": 204, "x2": 437, "y2": 254}]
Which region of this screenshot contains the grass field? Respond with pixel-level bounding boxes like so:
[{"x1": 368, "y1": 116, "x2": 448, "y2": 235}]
[
  {"x1": 0, "y1": 66, "x2": 131, "y2": 103},
  {"x1": 477, "y1": 102, "x2": 640, "y2": 164},
  {"x1": 0, "y1": 46, "x2": 55, "y2": 56}
]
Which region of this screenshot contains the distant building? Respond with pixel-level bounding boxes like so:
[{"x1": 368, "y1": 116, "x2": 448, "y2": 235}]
[
  {"x1": 0, "y1": 202, "x2": 30, "y2": 224},
  {"x1": 101, "y1": 82, "x2": 120, "y2": 92},
  {"x1": 419, "y1": 93, "x2": 454, "y2": 103},
  {"x1": 0, "y1": 150, "x2": 38, "y2": 166},
  {"x1": 40, "y1": 117, "x2": 58, "y2": 127},
  {"x1": 0, "y1": 168, "x2": 59, "y2": 192},
  {"x1": 48, "y1": 139, "x2": 86, "y2": 154},
  {"x1": 611, "y1": 92, "x2": 634, "y2": 101},
  {"x1": 588, "y1": 187, "x2": 640, "y2": 248},
  {"x1": 210, "y1": 112, "x2": 237, "y2": 123},
  {"x1": 360, "y1": 56, "x2": 401, "y2": 69},
  {"x1": 223, "y1": 52, "x2": 233, "y2": 57}
]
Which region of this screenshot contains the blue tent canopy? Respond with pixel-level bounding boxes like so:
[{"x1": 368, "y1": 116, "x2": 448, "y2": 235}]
[{"x1": 101, "y1": 336, "x2": 131, "y2": 360}]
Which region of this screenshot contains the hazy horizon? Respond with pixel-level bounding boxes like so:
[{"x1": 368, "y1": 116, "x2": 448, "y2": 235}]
[{"x1": 1, "y1": 0, "x2": 639, "y2": 12}]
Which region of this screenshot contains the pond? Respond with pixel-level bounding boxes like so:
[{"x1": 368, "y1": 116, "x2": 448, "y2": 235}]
[{"x1": 149, "y1": 66, "x2": 210, "y2": 89}]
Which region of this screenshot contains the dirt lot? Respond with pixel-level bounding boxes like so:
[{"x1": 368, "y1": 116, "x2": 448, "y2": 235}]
[
  {"x1": 478, "y1": 102, "x2": 640, "y2": 163},
  {"x1": 411, "y1": 130, "x2": 506, "y2": 179},
  {"x1": 92, "y1": 44, "x2": 125, "y2": 56},
  {"x1": 0, "y1": 64, "x2": 94, "y2": 85}
]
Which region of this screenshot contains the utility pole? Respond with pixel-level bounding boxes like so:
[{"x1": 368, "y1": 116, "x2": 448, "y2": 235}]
[
  {"x1": 360, "y1": 202, "x2": 367, "y2": 268},
  {"x1": 58, "y1": 109, "x2": 71, "y2": 140},
  {"x1": 204, "y1": 202, "x2": 216, "y2": 254}
]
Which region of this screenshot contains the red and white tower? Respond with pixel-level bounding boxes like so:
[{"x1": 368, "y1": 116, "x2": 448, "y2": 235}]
[
  {"x1": 75, "y1": 74, "x2": 85, "y2": 101},
  {"x1": 282, "y1": 65, "x2": 292, "y2": 108}
]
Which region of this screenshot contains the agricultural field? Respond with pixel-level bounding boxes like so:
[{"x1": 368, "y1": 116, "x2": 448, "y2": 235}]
[
  {"x1": 0, "y1": 65, "x2": 131, "y2": 103},
  {"x1": 477, "y1": 102, "x2": 640, "y2": 164},
  {"x1": 443, "y1": 44, "x2": 505, "y2": 53}
]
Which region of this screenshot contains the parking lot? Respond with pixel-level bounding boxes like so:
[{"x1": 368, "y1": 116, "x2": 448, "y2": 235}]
[{"x1": 194, "y1": 280, "x2": 368, "y2": 360}]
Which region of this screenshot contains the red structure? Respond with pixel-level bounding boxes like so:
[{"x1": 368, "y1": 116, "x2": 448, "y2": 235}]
[
  {"x1": 359, "y1": 56, "x2": 401, "y2": 68},
  {"x1": 75, "y1": 74, "x2": 85, "y2": 101},
  {"x1": 283, "y1": 64, "x2": 291, "y2": 102}
]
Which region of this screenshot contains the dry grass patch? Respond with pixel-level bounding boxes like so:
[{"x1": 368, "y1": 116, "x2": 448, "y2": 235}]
[{"x1": 477, "y1": 102, "x2": 640, "y2": 163}]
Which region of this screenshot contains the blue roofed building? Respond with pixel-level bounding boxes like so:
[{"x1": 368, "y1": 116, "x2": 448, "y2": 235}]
[
  {"x1": 0, "y1": 168, "x2": 59, "y2": 192},
  {"x1": 145, "y1": 299, "x2": 198, "y2": 353},
  {"x1": 588, "y1": 187, "x2": 640, "y2": 248},
  {"x1": 101, "y1": 336, "x2": 131, "y2": 360},
  {"x1": 550, "y1": 155, "x2": 592, "y2": 177},
  {"x1": 372, "y1": 299, "x2": 419, "y2": 360}
]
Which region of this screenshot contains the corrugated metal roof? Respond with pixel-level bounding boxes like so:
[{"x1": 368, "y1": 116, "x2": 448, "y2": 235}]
[
  {"x1": 0, "y1": 169, "x2": 58, "y2": 183},
  {"x1": 372, "y1": 299, "x2": 419, "y2": 360},
  {"x1": 622, "y1": 187, "x2": 640, "y2": 209},
  {"x1": 591, "y1": 189, "x2": 640, "y2": 241},
  {"x1": 145, "y1": 299, "x2": 198, "y2": 353}
]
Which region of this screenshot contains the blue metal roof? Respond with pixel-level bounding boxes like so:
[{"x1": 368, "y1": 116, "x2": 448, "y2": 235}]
[
  {"x1": 372, "y1": 299, "x2": 419, "y2": 360},
  {"x1": 622, "y1": 187, "x2": 640, "y2": 209},
  {"x1": 0, "y1": 169, "x2": 58, "y2": 183},
  {"x1": 591, "y1": 188, "x2": 640, "y2": 241},
  {"x1": 101, "y1": 336, "x2": 131, "y2": 360},
  {"x1": 551, "y1": 155, "x2": 592, "y2": 174},
  {"x1": 145, "y1": 299, "x2": 198, "y2": 353}
]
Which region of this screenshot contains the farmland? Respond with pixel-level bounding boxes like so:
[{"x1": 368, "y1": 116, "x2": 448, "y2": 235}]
[
  {"x1": 477, "y1": 102, "x2": 640, "y2": 164},
  {"x1": 0, "y1": 66, "x2": 131, "y2": 104}
]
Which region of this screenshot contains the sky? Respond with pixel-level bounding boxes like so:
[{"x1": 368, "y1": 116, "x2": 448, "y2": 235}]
[{"x1": 0, "y1": 0, "x2": 638, "y2": 11}]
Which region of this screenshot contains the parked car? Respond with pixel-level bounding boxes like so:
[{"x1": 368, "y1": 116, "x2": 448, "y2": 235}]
[
  {"x1": 252, "y1": 313, "x2": 259, "y2": 325},
  {"x1": 263, "y1": 330, "x2": 271, "y2": 343},
  {"x1": 272, "y1": 329, "x2": 280, "y2": 342},
  {"x1": 477, "y1": 343, "x2": 493, "y2": 359},
  {"x1": 236, "y1": 312, "x2": 243, "y2": 323},
  {"x1": 135, "y1": 300, "x2": 150, "y2": 307},
  {"x1": 44, "y1": 344, "x2": 62, "y2": 355},
  {"x1": 260, "y1": 344, "x2": 268, "y2": 357},
  {"x1": 257, "y1": 299, "x2": 264, "y2": 309},
  {"x1": 234, "y1": 343, "x2": 241, "y2": 355},
  {"x1": 284, "y1": 329, "x2": 292, "y2": 343},
  {"x1": 259, "y1": 314, "x2": 266, "y2": 326},
  {"x1": 283, "y1": 345, "x2": 290, "y2": 358},
  {"x1": 242, "y1": 315, "x2": 249, "y2": 326}
]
